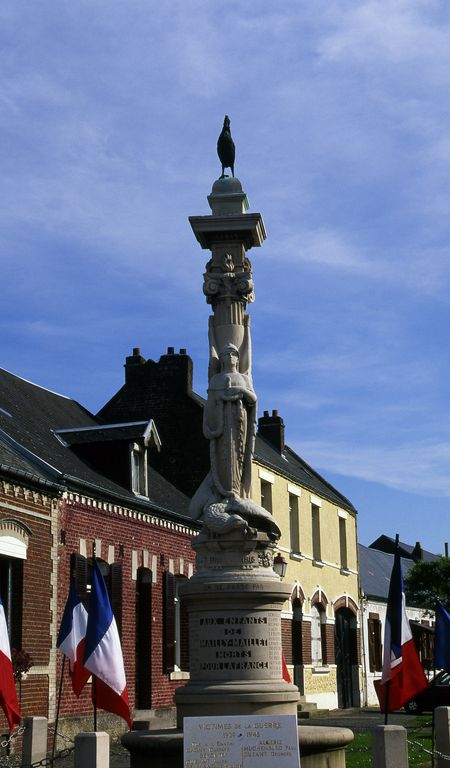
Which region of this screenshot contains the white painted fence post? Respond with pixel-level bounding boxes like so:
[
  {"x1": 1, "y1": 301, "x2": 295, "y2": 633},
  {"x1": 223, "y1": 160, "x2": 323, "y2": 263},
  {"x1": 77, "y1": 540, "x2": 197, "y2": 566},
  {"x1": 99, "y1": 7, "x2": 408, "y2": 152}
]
[
  {"x1": 75, "y1": 732, "x2": 110, "y2": 768},
  {"x1": 435, "y1": 706, "x2": 450, "y2": 768},
  {"x1": 21, "y1": 716, "x2": 48, "y2": 767},
  {"x1": 372, "y1": 725, "x2": 408, "y2": 768}
]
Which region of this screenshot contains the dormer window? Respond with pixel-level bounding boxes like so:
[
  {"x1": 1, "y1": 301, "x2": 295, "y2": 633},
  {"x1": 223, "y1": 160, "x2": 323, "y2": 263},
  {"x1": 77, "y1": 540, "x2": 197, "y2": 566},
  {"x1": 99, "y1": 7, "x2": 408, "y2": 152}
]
[
  {"x1": 130, "y1": 442, "x2": 148, "y2": 497},
  {"x1": 55, "y1": 418, "x2": 161, "y2": 499}
]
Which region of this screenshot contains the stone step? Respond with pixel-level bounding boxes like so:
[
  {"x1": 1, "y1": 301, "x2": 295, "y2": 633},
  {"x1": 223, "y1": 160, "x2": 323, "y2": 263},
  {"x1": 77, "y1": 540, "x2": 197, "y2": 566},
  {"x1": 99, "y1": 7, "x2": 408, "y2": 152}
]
[{"x1": 297, "y1": 705, "x2": 330, "y2": 719}]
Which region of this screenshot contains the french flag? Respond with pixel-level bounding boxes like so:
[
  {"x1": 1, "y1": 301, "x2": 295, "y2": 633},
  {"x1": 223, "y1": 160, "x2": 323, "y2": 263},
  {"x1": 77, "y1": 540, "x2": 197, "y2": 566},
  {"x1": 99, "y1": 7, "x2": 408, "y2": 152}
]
[
  {"x1": 282, "y1": 654, "x2": 292, "y2": 683},
  {"x1": 84, "y1": 558, "x2": 131, "y2": 728},
  {"x1": 57, "y1": 579, "x2": 90, "y2": 696},
  {"x1": 374, "y1": 549, "x2": 428, "y2": 713},
  {"x1": 0, "y1": 596, "x2": 21, "y2": 733},
  {"x1": 434, "y1": 601, "x2": 450, "y2": 673}
]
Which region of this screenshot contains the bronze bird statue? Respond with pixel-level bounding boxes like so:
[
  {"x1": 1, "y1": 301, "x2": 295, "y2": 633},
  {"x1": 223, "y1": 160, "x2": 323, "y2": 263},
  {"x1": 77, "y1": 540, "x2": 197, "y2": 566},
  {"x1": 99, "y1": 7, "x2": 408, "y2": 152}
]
[{"x1": 217, "y1": 115, "x2": 235, "y2": 178}]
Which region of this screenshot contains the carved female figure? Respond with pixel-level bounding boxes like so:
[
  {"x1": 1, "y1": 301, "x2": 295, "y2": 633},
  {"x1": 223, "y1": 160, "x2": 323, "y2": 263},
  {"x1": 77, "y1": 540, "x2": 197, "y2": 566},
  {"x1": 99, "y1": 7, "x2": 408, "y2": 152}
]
[{"x1": 203, "y1": 343, "x2": 256, "y2": 501}]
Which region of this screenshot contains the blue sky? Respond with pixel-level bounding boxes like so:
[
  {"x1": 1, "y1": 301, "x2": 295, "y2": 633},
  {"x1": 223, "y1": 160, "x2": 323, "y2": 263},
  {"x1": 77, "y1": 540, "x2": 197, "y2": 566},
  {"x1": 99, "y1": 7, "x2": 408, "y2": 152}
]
[{"x1": 1, "y1": 1, "x2": 449, "y2": 553}]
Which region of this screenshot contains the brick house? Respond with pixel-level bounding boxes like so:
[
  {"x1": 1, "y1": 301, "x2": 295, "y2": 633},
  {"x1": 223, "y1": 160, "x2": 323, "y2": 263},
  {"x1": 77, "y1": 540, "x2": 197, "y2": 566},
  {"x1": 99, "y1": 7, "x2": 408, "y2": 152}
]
[
  {"x1": 0, "y1": 365, "x2": 198, "y2": 734},
  {"x1": 0, "y1": 472, "x2": 56, "y2": 726}
]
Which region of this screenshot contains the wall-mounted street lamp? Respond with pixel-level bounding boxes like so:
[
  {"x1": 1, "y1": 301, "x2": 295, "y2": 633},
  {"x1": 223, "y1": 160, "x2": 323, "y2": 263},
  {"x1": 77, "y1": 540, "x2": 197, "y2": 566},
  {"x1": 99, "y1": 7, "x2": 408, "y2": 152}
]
[{"x1": 273, "y1": 553, "x2": 288, "y2": 580}]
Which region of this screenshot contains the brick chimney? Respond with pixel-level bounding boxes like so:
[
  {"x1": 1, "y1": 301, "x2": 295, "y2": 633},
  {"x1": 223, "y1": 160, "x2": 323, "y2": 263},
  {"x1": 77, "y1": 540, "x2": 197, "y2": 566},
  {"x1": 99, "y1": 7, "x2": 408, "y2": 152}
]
[
  {"x1": 412, "y1": 541, "x2": 423, "y2": 561},
  {"x1": 157, "y1": 347, "x2": 193, "y2": 393},
  {"x1": 124, "y1": 346, "x2": 193, "y2": 392},
  {"x1": 124, "y1": 347, "x2": 147, "y2": 383},
  {"x1": 258, "y1": 409, "x2": 285, "y2": 453}
]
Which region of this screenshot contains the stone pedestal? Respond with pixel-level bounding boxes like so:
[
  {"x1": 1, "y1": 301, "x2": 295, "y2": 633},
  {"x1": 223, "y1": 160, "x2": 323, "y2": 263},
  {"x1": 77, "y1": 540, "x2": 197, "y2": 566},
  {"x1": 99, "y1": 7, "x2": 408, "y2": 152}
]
[{"x1": 174, "y1": 532, "x2": 299, "y2": 725}]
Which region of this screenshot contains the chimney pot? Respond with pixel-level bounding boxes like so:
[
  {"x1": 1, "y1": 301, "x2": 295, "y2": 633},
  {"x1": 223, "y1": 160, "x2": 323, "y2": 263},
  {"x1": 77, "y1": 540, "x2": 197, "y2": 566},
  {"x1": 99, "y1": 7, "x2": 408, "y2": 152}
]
[
  {"x1": 258, "y1": 409, "x2": 285, "y2": 453},
  {"x1": 133, "y1": 347, "x2": 141, "y2": 357},
  {"x1": 167, "y1": 346, "x2": 175, "y2": 355},
  {"x1": 180, "y1": 348, "x2": 187, "y2": 355}
]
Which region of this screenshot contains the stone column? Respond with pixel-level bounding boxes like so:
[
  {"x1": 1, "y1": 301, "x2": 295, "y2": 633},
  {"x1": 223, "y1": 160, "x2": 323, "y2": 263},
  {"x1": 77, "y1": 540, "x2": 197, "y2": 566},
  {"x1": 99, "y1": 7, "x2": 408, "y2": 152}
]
[
  {"x1": 22, "y1": 716, "x2": 48, "y2": 767},
  {"x1": 371, "y1": 725, "x2": 408, "y2": 768},
  {"x1": 74, "y1": 732, "x2": 109, "y2": 768},
  {"x1": 174, "y1": 176, "x2": 299, "y2": 725},
  {"x1": 435, "y1": 707, "x2": 450, "y2": 768}
]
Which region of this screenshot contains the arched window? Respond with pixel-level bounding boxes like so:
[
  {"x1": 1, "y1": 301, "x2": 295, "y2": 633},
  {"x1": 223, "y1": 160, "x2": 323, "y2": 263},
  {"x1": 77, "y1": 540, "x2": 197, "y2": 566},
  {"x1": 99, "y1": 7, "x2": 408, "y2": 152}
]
[
  {"x1": 135, "y1": 567, "x2": 152, "y2": 708},
  {"x1": 292, "y1": 598, "x2": 303, "y2": 665},
  {"x1": 0, "y1": 520, "x2": 31, "y2": 647}
]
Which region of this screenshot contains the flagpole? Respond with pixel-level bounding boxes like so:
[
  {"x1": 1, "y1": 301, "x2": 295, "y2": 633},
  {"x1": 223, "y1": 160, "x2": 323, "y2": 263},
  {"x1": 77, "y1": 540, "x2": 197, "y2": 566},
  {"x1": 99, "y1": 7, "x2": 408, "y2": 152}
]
[
  {"x1": 93, "y1": 675, "x2": 97, "y2": 732},
  {"x1": 52, "y1": 655, "x2": 66, "y2": 763},
  {"x1": 384, "y1": 535, "x2": 400, "y2": 725},
  {"x1": 431, "y1": 655, "x2": 436, "y2": 768},
  {"x1": 384, "y1": 680, "x2": 390, "y2": 725}
]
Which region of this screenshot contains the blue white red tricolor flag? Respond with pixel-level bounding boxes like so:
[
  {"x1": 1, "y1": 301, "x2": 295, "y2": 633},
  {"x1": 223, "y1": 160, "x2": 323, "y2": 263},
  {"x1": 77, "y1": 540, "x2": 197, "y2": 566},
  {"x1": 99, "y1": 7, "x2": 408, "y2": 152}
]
[
  {"x1": 84, "y1": 558, "x2": 131, "y2": 728},
  {"x1": 374, "y1": 550, "x2": 428, "y2": 713},
  {"x1": 282, "y1": 654, "x2": 292, "y2": 682},
  {"x1": 57, "y1": 578, "x2": 90, "y2": 696},
  {"x1": 0, "y1": 596, "x2": 21, "y2": 733},
  {"x1": 434, "y1": 601, "x2": 450, "y2": 673}
]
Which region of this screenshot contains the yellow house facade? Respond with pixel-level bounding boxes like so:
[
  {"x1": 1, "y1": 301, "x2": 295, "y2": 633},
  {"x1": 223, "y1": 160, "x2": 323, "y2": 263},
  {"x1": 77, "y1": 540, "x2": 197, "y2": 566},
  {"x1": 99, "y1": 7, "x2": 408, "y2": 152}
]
[{"x1": 253, "y1": 410, "x2": 361, "y2": 710}]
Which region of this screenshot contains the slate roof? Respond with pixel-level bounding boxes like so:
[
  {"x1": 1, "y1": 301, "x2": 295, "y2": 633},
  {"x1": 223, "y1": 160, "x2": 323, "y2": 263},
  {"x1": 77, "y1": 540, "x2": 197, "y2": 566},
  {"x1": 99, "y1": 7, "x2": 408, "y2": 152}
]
[
  {"x1": 255, "y1": 434, "x2": 356, "y2": 514},
  {"x1": 55, "y1": 422, "x2": 151, "y2": 446},
  {"x1": 0, "y1": 368, "x2": 192, "y2": 524},
  {"x1": 358, "y1": 544, "x2": 415, "y2": 600},
  {"x1": 0, "y1": 359, "x2": 355, "y2": 521},
  {"x1": 369, "y1": 535, "x2": 439, "y2": 563}
]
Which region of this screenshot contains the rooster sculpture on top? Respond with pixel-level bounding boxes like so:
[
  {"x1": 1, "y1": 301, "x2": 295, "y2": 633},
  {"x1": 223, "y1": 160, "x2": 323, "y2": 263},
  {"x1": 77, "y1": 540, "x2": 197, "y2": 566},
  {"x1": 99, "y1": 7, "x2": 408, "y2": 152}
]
[{"x1": 217, "y1": 115, "x2": 235, "y2": 178}]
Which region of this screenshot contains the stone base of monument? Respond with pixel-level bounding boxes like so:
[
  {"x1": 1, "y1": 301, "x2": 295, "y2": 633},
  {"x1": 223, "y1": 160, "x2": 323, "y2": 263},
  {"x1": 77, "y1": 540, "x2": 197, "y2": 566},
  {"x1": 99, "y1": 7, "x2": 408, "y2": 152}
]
[
  {"x1": 122, "y1": 724, "x2": 354, "y2": 768},
  {"x1": 173, "y1": 534, "x2": 300, "y2": 725},
  {"x1": 175, "y1": 681, "x2": 299, "y2": 726}
]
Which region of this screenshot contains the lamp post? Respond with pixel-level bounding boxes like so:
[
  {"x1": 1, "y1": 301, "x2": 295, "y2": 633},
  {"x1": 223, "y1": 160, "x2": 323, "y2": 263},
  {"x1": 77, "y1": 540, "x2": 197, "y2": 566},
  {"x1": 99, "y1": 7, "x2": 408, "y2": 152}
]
[{"x1": 273, "y1": 553, "x2": 288, "y2": 580}]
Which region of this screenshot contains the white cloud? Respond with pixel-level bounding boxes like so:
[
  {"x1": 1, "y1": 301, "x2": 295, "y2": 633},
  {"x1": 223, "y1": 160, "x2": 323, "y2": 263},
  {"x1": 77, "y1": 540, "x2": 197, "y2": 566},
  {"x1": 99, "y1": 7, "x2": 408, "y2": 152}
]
[{"x1": 295, "y1": 436, "x2": 450, "y2": 498}]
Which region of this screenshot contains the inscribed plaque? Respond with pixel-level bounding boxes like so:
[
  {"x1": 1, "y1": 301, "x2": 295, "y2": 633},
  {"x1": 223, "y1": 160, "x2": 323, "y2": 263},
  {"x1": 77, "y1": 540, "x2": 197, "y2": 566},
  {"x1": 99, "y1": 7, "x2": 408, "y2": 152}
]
[{"x1": 184, "y1": 714, "x2": 300, "y2": 768}]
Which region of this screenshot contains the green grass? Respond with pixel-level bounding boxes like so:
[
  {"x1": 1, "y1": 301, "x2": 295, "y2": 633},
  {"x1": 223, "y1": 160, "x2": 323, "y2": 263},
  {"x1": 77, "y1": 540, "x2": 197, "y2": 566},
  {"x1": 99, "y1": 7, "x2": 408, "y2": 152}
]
[{"x1": 345, "y1": 717, "x2": 434, "y2": 768}]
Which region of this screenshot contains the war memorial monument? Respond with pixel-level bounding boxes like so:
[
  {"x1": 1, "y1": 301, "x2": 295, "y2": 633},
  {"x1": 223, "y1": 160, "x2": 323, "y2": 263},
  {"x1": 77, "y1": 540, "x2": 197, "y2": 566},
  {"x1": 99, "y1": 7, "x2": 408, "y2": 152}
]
[{"x1": 122, "y1": 118, "x2": 353, "y2": 768}]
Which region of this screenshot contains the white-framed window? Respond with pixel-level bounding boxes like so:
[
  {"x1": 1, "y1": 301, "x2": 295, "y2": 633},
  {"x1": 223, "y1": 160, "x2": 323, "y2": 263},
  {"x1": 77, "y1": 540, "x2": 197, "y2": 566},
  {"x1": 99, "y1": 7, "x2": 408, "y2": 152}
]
[
  {"x1": 0, "y1": 519, "x2": 31, "y2": 648},
  {"x1": 260, "y1": 480, "x2": 272, "y2": 514},
  {"x1": 339, "y1": 515, "x2": 348, "y2": 570},
  {"x1": 311, "y1": 604, "x2": 326, "y2": 665},
  {"x1": 312, "y1": 504, "x2": 321, "y2": 561},
  {"x1": 289, "y1": 494, "x2": 300, "y2": 554},
  {"x1": 130, "y1": 442, "x2": 148, "y2": 496},
  {"x1": 174, "y1": 577, "x2": 189, "y2": 671},
  {"x1": 165, "y1": 572, "x2": 189, "y2": 678}
]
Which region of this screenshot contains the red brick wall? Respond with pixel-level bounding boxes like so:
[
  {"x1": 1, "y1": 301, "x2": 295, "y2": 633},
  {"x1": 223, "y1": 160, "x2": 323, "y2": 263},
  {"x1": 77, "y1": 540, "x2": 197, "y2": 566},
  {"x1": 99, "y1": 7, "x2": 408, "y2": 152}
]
[
  {"x1": 301, "y1": 621, "x2": 312, "y2": 665},
  {"x1": 57, "y1": 497, "x2": 197, "y2": 716},
  {"x1": 281, "y1": 618, "x2": 292, "y2": 664},
  {"x1": 22, "y1": 517, "x2": 53, "y2": 665},
  {"x1": 0, "y1": 480, "x2": 54, "y2": 733},
  {"x1": 18, "y1": 676, "x2": 49, "y2": 718}
]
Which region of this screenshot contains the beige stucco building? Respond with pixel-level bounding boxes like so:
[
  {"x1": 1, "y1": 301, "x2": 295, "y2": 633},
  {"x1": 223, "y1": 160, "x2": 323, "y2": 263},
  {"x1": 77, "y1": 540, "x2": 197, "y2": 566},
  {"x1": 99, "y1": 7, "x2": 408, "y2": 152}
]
[{"x1": 253, "y1": 410, "x2": 361, "y2": 710}]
